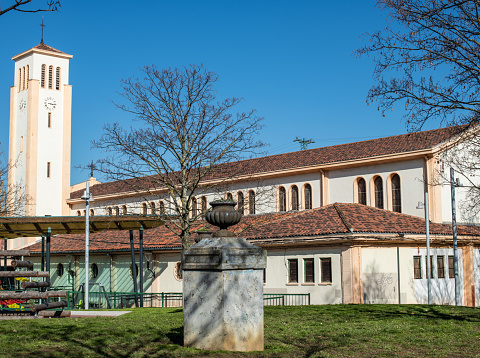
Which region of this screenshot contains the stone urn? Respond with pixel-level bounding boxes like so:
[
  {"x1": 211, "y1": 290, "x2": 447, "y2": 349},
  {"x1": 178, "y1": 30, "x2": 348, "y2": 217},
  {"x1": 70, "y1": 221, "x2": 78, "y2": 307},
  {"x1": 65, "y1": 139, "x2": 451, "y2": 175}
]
[{"x1": 205, "y1": 200, "x2": 242, "y2": 237}]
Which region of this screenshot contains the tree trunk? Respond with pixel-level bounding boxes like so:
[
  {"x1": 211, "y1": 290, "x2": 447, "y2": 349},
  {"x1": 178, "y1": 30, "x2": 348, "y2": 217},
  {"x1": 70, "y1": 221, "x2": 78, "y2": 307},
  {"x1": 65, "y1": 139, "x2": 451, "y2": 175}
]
[
  {"x1": 0, "y1": 291, "x2": 66, "y2": 300},
  {"x1": 0, "y1": 250, "x2": 30, "y2": 256},
  {"x1": 38, "y1": 310, "x2": 71, "y2": 318},
  {"x1": 0, "y1": 271, "x2": 49, "y2": 278},
  {"x1": 11, "y1": 260, "x2": 33, "y2": 268},
  {"x1": 30, "y1": 300, "x2": 68, "y2": 312},
  {"x1": 21, "y1": 281, "x2": 50, "y2": 289}
]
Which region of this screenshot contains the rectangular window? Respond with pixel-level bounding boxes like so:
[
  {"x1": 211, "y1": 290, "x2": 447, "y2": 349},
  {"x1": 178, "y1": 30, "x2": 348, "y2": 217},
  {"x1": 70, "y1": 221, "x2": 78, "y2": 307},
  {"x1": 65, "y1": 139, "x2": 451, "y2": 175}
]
[
  {"x1": 20, "y1": 136, "x2": 23, "y2": 153},
  {"x1": 425, "y1": 255, "x2": 434, "y2": 278},
  {"x1": 320, "y1": 258, "x2": 332, "y2": 283},
  {"x1": 413, "y1": 256, "x2": 422, "y2": 279},
  {"x1": 448, "y1": 255, "x2": 454, "y2": 278},
  {"x1": 437, "y1": 255, "x2": 445, "y2": 279},
  {"x1": 288, "y1": 259, "x2": 298, "y2": 283},
  {"x1": 304, "y1": 258, "x2": 314, "y2": 283},
  {"x1": 47, "y1": 162, "x2": 51, "y2": 178},
  {"x1": 48, "y1": 112, "x2": 52, "y2": 128},
  {"x1": 263, "y1": 268, "x2": 266, "y2": 284}
]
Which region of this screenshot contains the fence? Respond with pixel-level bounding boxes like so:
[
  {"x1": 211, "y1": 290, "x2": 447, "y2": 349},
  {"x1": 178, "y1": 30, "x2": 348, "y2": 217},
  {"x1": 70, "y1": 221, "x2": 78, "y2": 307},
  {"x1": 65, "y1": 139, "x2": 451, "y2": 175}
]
[{"x1": 61, "y1": 291, "x2": 311, "y2": 309}]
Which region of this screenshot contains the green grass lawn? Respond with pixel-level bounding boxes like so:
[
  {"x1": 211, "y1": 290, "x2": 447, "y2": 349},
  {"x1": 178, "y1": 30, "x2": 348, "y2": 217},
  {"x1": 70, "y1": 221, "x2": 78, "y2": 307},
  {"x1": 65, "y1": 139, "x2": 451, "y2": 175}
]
[{"x1": 0, "y1": 305, "x2": 479, "y2": 357}]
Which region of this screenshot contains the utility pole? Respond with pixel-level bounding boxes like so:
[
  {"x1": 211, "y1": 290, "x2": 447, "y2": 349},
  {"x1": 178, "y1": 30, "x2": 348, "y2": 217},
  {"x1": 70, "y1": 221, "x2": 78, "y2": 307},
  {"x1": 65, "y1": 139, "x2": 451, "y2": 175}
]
[
  {"x1": 81, "y1": 182, "x2": 94, "y2": 310},
  {"x1": 450, "y1": 168, "x2": 461, "y2": 306},
  {"x1": 294, "y1": 137, "x2": 315, "y2": 151}
]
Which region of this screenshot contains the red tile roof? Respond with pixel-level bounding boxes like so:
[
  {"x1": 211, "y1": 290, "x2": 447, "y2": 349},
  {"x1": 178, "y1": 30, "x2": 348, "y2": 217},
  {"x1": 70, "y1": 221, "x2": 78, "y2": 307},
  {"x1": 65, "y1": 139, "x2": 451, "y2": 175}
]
[
  {"x1": 27, "y1": 203, "x2": 480, "y2": 254},
  {"x1": 70, "y1": 126, "x2": 464, "y2": 199},
  {"x1": 33, "y1": 42, "x2": 66, "y2": 54}
]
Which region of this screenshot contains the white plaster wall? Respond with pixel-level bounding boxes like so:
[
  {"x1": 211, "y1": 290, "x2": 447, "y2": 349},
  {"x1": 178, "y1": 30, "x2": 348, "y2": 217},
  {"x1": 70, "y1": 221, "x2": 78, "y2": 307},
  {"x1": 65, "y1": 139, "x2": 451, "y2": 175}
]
[
  {"x1": 152, "y1": 253, "x2": 183, "y2": 292},
  {"x1": 329, "y1": 159, "x2": 425, "y2": 218},
  {"x1": 362, "y1": 247, "x2": 402, "y2": 304},
  {"x1": 35, "y1": 55, "x2": 70, "y2": 216},
  {"x1": 263, "y1": 248, "x2": 342, "y2": 305}
]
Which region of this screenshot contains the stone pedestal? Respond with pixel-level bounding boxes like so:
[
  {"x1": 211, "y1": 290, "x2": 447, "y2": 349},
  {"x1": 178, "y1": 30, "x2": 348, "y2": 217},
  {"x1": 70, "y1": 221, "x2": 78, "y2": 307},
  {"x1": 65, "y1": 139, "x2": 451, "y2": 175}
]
[{"x1": 182, "y1": 236, "x2": 266, "y2": 351}]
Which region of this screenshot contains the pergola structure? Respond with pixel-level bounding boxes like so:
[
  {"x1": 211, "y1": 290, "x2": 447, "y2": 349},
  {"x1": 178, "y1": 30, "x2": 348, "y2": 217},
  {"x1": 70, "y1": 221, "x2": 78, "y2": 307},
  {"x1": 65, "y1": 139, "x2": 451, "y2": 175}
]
[{"x1": 0, "y1": 215, "x2": 164, "y2": 308}]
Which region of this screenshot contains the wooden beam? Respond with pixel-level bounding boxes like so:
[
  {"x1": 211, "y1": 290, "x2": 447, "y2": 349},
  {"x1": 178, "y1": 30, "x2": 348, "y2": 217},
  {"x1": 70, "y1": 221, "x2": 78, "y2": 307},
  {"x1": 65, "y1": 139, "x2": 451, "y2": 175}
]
[
  {"x1": 0, "y1": 250, "x2": 30, "y2": 256},
  {"x1": 0, "y1": 291, "x2": 66, "y2": 300},
  {"x1": 38, "y1": 310, "x2": 71, "y2": 318},
  {"x1": 11, "y1": 260, "x2": 33, "y2": 268},
  {"x1": 21, "y1": 281, "x2": 50, "y2": 289},
  {"x1": 0, "y1": 271, "x2": 49, "y2": 278},
  {"x1": 30, "y1": 300, "x2": 67, "y2": 312}
]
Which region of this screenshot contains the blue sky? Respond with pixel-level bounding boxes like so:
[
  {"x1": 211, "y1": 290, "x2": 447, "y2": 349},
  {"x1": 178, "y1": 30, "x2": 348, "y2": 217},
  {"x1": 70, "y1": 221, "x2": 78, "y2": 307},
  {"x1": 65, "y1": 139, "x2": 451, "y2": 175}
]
[{"x1": 0, "y1": 0, "x2": 424, "y2": 185}]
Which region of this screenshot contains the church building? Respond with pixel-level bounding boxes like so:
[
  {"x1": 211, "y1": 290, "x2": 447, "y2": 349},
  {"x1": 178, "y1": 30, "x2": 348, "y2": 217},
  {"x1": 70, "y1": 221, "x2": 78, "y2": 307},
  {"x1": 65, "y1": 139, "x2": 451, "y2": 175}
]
[{"x1": 6, "y1": 42, "x2": 480, "y2": 307}]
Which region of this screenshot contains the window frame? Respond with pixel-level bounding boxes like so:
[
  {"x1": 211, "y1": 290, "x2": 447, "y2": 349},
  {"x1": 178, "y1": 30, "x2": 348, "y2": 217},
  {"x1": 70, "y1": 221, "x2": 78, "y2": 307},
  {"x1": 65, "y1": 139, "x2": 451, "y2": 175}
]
[
  {"x1": 320, "y1": 257, "x2": 332, "y2": 283},
  {"x1": 304, "y1": 183, "x2": 312, "y2": 210},
  {"x1": 288, "y1": 259, "x2": 298, "y2": 283},
  {"x1": 304, "y1": 258, "x2": 315, "y2": 283},
  {"x1": 278, "y1": 187, "x2": 286, "y2": 212},
  {"x1": 413, "y1": 256, "x2": 422, "y2": 279},
  {"x1": 437, "y1": 255, "x2": 445, "y2": 279}
]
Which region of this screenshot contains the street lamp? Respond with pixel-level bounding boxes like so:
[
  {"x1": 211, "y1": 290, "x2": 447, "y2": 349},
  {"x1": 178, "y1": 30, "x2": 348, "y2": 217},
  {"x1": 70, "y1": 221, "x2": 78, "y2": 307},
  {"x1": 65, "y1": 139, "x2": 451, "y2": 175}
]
[
  {"x1": 81, "y1": 181, "x2": 94, "y2": 310},
  {"x1": 450, "y1": 168, "x2": 461, "y2": 306},
  {"x1": 416, "y1": 191, "x2": 431, "y2": 305}
]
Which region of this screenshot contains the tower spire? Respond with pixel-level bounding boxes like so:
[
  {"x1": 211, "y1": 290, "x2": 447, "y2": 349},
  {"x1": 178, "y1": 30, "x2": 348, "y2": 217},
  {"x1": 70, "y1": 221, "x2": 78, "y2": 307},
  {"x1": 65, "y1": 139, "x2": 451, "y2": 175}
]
[{"x1": 40, "y1": 17, "x2": 45, "y2": 44}]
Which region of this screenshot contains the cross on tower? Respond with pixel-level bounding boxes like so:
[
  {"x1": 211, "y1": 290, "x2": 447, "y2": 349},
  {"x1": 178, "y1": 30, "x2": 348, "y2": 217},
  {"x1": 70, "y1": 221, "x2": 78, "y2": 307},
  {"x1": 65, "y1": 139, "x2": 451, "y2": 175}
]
[
  {"x1": 40, "y1": 17, "x2": 45, "y2": 44},
  {"x1": 88, "y1": 161, "x2": 96, "y2": 178}
]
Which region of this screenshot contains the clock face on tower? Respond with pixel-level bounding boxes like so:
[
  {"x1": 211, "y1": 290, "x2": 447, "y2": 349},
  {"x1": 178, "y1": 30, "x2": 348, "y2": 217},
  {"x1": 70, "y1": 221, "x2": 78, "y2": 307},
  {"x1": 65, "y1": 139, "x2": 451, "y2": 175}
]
[
  {"x1": 18, "y1": 99, "x2": 27, "y2": 112},
  {"x1": 44, "y1": 96, "x2": 57, "y2": 111}
]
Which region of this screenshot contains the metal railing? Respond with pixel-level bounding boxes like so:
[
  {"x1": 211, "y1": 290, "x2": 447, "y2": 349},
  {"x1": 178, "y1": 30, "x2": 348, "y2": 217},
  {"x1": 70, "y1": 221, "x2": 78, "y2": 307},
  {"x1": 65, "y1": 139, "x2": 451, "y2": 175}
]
[
  {"x1": 263, "y1": 293, "x2": 311, "y2": 306},
  {"x1": 0, "y1": 290, "x2": 311, "y2": 310}
]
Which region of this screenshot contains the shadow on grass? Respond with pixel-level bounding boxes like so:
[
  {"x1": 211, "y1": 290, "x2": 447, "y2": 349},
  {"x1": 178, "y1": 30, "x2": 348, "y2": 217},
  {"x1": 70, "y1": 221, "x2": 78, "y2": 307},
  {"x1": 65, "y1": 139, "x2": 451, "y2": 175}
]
[{"x1": 349, "y1": 304, "x2": 480, "y2": 323}]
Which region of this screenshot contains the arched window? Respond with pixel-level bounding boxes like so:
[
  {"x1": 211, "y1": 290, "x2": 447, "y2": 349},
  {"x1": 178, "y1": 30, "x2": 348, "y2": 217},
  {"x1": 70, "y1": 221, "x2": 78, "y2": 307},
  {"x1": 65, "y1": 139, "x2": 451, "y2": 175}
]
[
  {"x1": 76, "y1": 210, "x2": 81, "y2": 216},
  {"x1": 237, "y1": 192, "x2": 244, "y2": 214},
  {"x1": 278, "y1": 187, "x2": 286, "y2": 212},
  {"x1": 82, "y1": 210, "x2": 86, "y2": 216},
  {"x1": 91, "y1": 263, "x2": 99, "y2": 278},
  {"x1": 226, "y1": 192, "x2": 233, "y2": 200},
  {"x1": 391, "y1": 174, "x2": 401, "y2": 213},
  {"x1": 291, "y1": 185, "x2": 299, "y2": 211},
  {"x1": 200, "y1": 196, "x2": 207, "y2": 214},
  {"x1": 18, "y1": 68, "x2": 21, "y2": 92},
  {"x1": 90, "y1": 209, "x2": 95, "y2": 216},
  {"x1": 150, "y1": 202, "x2": 156, "y2": 215},
  {"x1": 55, "y1": 67, "x2": 61, "y2": 90},
  {"x1": 22, "y1": 66, "x2": 25, "y2": 90},
  {"x1": 26, "y1": 65, "x2": 29, "y2": 89},
  {"x1": 374, "y1": 176, "x2": 384, "y2": 209},
  {"x1": 107, "y1": 207, "x2": 112, "y2": 216},
  {"x1": 41, "y1": 64, "x2": 46, "y2": 88},
  {"x1": 191, "y1": 197, "x2": 197, "y2": 217},
  {"x1": 304, "y1": 184, "x2": 312, "y2": 210},
  {"x1": 159, "y1": 201, "x2": 165, "y2": 214},
  {"x1": 248, "y1": 190, "x2": 256, "y2": 215},
  {"x1": 357, "y1": 178, "x2": 367, "y2": 205},
  {"x1": 48, "y1": 65, "x2": 53, "y2": 89},
  {"x1": 115, "y1": 206, "x2": 120, "y2": 216},
  {"x1": 142, "y1": 203, "x2": 148, "y2": 215},
  {"x1": 122, "y1": 205, "x2": 127, "y2": 215}
]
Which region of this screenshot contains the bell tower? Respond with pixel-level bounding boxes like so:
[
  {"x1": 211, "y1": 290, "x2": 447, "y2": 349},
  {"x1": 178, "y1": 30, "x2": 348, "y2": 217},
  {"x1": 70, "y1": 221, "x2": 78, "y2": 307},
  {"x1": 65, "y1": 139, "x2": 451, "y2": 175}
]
[{"x1": 9, "y1": 42, "x2": 72, "y2": 216}]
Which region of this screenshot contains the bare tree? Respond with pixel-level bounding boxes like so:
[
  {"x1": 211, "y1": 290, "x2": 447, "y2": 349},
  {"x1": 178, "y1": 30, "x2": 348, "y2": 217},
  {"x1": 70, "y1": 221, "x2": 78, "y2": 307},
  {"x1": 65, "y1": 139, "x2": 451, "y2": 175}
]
[
  {"x1": 356, "y1": 0, "x2": 480, "y2": 221},
  {"x1": 0, "y1": 0, "x2": 60, "y2": 16},
  {"x1": 356, "y1": 0, "x2": 480, "y2": 131},
  {"x1": 94, "y1": 65, "x2": 265, "y2": 249}
]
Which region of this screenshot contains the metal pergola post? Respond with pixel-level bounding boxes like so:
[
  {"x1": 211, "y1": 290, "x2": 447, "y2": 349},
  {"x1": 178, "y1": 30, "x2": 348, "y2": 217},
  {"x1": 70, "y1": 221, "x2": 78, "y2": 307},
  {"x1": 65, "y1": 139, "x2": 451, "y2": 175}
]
[
  {"x1": 129, "y1": 230, "x2": 138, "y2": 308},
  {"x1": 81, "y1": 182, "x2": 94, "y2": 310},
  {"x1": 41, "y1": 236, "x2": 45, "y2": 272}
]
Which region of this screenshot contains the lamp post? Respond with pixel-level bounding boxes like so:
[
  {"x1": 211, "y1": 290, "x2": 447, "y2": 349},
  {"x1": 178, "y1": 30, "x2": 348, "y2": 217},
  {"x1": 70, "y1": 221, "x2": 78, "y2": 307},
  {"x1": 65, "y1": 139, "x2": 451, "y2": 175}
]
[
  {"x1": 417, "y1": 191, "x2": 431, "y2": 305},
  {"x1": 81, "y1": 182, "x2": 94, "y2": 310},
  {"x1": 450, "y1": 168, "x2": 461, "y2": 306}
]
